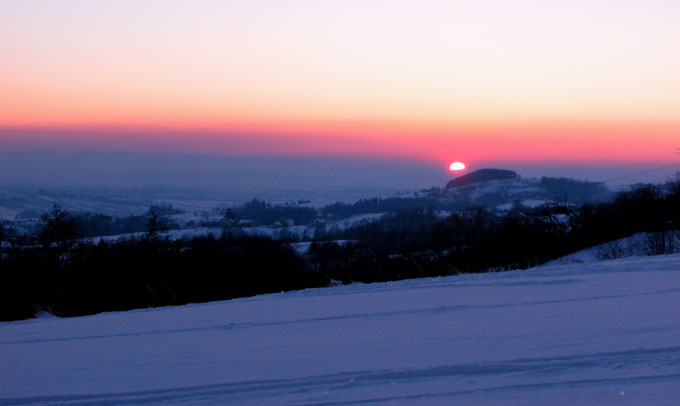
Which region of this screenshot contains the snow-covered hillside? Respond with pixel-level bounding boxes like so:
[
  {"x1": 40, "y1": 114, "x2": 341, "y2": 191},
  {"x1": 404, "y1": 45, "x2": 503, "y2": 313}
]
[
  {"x1": 2, "y1": 254, "x2": 679, "y2": 405},
  {"x1": 545, "y1": 231, "x2": 680, "y2": 266}
]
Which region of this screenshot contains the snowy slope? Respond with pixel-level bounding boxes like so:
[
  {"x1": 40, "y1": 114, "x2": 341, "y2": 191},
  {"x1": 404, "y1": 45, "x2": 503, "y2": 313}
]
[
  {"x1": 1, "y1": 254, "x2": 679, "y2": 405},
  {"x1": 545, "y1": 231, "x2": 680, "y2": 266}
]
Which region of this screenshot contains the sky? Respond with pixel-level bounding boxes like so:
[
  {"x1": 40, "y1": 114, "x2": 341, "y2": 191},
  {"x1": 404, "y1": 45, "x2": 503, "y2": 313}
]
[{"x1": 1, "y1": 0, "x2": 679, "y2": 169}]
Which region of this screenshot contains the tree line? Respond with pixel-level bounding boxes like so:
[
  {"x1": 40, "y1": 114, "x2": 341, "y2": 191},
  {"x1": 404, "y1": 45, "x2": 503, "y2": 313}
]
[{"x1": 0, "y1": 178, "x2": 677, "y2": 321}]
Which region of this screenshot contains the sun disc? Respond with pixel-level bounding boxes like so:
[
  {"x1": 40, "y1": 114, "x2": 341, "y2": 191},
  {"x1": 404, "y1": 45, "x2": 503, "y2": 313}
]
[{"x1": 449, "y1": 161, "x2": 466, "y2": 171}]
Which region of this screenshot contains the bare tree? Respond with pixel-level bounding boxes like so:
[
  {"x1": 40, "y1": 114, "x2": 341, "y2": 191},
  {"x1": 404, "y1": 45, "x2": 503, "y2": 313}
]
[
  {"x1": 221, "y1": 208, "x2": 236, "y2": 230},
  {"x1": 667, "y1": 171, "x2": 680, "y2": 197},
  {"x1": 596, "y1": 240, "x2": 626, "y2": 260},
  {"x1": 38, "y1": 204, "x2": 80, "y2": 250},
  {"x1": 645, "y1": 231, "x2": 675, "y2": 256},
  {"x1": 0, "y1": 222, "x2": 4, "y2": 265},
  {"x1": 37, "y1": 204, "x2": 81, "y2": 268},
  {"x1": 145, "y1": 211, "x2": 167, "y2": 241}
]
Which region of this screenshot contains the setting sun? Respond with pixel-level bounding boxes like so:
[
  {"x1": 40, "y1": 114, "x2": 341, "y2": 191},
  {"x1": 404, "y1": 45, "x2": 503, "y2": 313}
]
[{"x1": 449, "y1": 162, "x2": 466, "y2": 171}]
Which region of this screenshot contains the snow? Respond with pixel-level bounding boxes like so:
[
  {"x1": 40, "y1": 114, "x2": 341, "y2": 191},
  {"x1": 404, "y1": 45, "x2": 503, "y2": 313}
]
[
  {"x1": 289, "y1": 240, "x2": 358, "y2": 255},
  {"x1": 545, "y1": 231, "x2": 680, "y2": 266},
  {"x1": 445, "y1": 178, "x2": 542, "y2": 201},
  {"x1": 289, "y1": 241, "x2": 314, "y2": 254},
  {"x1": 241, "y1": 225, "x2": 310, "y2": 239},
  {"x1": 1, "y1": 254, "x2": 679, "y2": 405},
  {"x1": 87, "y1": 226, "x2": 308, "y2": 243},
  {"x1": 521, "y1": 198, "x2": 548, "y2": 208},
  {"x1": 326, "y1": 212, "x2": 386, "y2": 231},
  {"x1": 496, "y1": 199, "x2": 550, "y2": 212},
  {"x1": 0, "y1": 186, "x2": 407, "y2": 220},
  {"x1": 86, "y1": 227, "x2": 224, "y2": 243}
]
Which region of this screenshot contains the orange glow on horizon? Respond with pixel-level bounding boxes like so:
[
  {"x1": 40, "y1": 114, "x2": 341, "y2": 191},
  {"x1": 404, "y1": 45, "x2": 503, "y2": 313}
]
[
  {"x1": 1, "y1": 120, "x2": 678, "y2": 166},
  {"x1": 2, "y1": 1, "x2": 679, "y2": 165}
]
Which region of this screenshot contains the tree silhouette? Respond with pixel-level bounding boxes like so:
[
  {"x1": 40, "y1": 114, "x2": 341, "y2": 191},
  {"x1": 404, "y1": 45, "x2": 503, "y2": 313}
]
[
  {"x1": 145, "y1": 211, "x2": 167, "y2": 241},
  {"x1": 221, "y1": 208, "x2": 236, "y2": 230},
  {"x1": 35, "y1": 204, "x2": 81, "y2": 270},
  {"x1": 0, "y1": 222, "x2": 4, "y2": 265},
  {"x1": 38, "y1": 204, "x2": 80, "y2": 250}
]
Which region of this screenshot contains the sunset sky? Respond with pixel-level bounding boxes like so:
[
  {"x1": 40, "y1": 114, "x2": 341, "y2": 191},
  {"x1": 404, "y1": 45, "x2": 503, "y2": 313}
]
[{"x1": 2, "y1": 0, "x2": 679, "y2": 166}]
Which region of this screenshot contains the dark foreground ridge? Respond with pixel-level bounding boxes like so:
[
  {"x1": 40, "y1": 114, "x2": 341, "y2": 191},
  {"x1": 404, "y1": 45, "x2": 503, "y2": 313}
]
[{"x1": 446, "y1": 168, "x2": 519, "y2": 188}]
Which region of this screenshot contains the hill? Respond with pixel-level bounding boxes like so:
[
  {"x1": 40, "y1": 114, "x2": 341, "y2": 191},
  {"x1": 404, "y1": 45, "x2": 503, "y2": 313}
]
[
  {"x1": 445, "y1": 168, "x2": 519, "y2": 188},
  {"x1": 427, "y1": 170, "x2": 610, "y2": 209}
]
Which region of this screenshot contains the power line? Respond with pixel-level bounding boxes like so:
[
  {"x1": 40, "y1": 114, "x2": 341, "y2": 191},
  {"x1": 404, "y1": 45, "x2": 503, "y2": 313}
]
[
  {"x1": 543, "y1": 162, "x2": 680, "y2": 203},
  {"x1": 594, "y1": 162, "x2": 680, "y2": 185}
]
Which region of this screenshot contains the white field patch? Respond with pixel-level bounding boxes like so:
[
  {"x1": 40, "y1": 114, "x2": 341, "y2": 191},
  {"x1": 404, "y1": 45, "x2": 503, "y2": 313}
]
[
  {"x1": 288, "y1": 239, "x2": 358, "y2": 255},
  {"x1": 1, "y1": 254, "x2": 679, "y2": 405},
  {"x1": 86, "y1": 227, "x2": 225, "y2": 244},
  {"x1": 325, "y1": 212, "x2": 386, "y2": 231}
]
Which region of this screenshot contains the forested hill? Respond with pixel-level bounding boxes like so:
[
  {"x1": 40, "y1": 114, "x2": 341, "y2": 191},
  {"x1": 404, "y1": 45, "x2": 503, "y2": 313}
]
[{"x1": 446, "y1": 168, "x2": 519, "y2": 188}]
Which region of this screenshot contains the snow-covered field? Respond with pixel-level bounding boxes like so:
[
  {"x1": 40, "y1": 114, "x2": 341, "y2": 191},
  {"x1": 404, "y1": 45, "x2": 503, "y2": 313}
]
[{"x1": 1, "y1": 254, "x2": 679, "y2": 405}]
